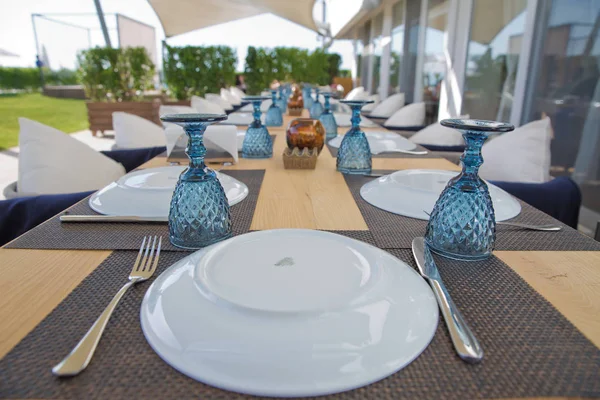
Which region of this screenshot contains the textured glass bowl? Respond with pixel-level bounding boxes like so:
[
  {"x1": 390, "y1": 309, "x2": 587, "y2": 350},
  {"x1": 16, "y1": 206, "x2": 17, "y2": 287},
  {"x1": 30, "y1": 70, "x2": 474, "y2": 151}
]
[
  {"x1": 425, "y1": 118, "x2": 515, "y2": 261},
  {"x1": 159, "y1": 113, "x2": 232, "y2": 249},
  {"x1": 286, "y1": 118, "x2": 326, "y2": 153},
  {"x1": 242, "y1": 96, "x2": 273, "y2": 159},
  {"x1": 336, "y1": 100, "x2": 374, "y2": 174}
]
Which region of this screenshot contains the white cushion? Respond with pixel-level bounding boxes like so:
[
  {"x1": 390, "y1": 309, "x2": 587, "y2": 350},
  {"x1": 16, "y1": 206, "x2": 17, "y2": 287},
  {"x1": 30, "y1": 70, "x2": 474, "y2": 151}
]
[
  {"x1": 164, "y1": 124, "x2": 239, "y2": 163},
  {"x1": 260, "y1": 99, "x2": 272, "y2": 112},
  {"x1": 352, "y1": 91, "x2": 370, "y2": 101},
  {"x1": 230, "y1": 86, "x2": 246, "y2": 99},
  {"x1": 240, "y1": 103, "x2": 253, "y2": 112},
  {"x1": 369, "y1": 93, "x2": 405, "y2": 118},
  {"x1": 384, "y1": 102, "x2": 426, "y2": 127},
  {"x1": 112, "y1": 112, "x2": 166, "y2": 149},
  {"x1": 221, "y1": 88, "x2": 241, "y2": 106},
  {"x1": 361, "y1": 95, "x2": 381, "y2": 113},
  {"x1": 479, "y1": 117, "x2": 552, "y2": 183},
  {"x1": 205, "y1": 93, "x2": 233, "y2": 111},
  {"x1": 18, "y1": 118, "x2": 126, "y2": 195},
  {"x1": 409, "y1": 115, "x2": 470, "y2": 146},
  {"x1": 191, "y1": 96, "x2": 226, "y2": 114},
  {"x1": 159, "y1": 105, "x2": 196, "y2": 116},
  {"x1": 345, "y1": 86, "x2": 365, "y2": 100}
]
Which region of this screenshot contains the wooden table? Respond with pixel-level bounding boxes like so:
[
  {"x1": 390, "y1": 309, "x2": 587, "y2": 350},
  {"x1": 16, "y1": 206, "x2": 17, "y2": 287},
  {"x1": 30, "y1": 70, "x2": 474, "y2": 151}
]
[{"x1": 1, "y1": 112, "x2": 599, "y2": 396}]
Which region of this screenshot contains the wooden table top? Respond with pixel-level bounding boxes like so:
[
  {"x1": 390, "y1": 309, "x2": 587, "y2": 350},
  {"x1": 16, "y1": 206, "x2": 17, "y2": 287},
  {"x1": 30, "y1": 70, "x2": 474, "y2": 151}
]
[{"x1": 1, "y1": 111, "x2": 599, "y2": 397}]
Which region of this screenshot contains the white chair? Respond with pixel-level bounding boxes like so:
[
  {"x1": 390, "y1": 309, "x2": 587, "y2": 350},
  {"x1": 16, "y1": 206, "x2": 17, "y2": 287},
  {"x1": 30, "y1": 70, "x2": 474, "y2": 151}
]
[
  {"x1": 205, "y1": 93, "x2": 233, "y2": 111},
  {"x1": 369, "y1": 93, "x2": 405, "y2": 118},
  {"x1": 15, "y1": 118, "x2": 125, "y2": 196},
  {"x1": 191, "y1": 96, "x2": 226, "y2": 114},
  {"x1": 112, "y1": 112, "x2": 166, "y2": 149},
  {"x1": 383, "y1": 102, "x2": 426, "y2": 127},
  {"x1": 221, "y1": 88, "x2": 241, "y2": 106}
]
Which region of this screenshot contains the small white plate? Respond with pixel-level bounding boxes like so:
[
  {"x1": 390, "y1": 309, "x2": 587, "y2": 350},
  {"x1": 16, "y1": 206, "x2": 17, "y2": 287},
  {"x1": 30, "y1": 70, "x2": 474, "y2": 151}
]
[
  {"x1": 334, "y1": 113, "x2": 378, "y2": 128},
  {"x1": 141, "y1": 229, "x2": 438, "y2": 397},
  {"x1": 328, "y1": 130, "x2": 417, "y2": 154},
  {"x1": 360, "y1": 169, "x2": 522, "y2": 221},
  {"x1": 89, "y1": 166, "x2": 248, "y2": 218}
]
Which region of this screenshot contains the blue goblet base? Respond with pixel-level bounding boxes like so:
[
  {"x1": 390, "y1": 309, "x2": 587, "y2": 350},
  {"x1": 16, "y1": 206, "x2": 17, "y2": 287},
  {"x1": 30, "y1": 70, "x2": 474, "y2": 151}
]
[
  {"x1": 169, "y1": 173, "x2": 232, "y2": 249},
  {"x1": 337, "y1": 166, "x2": 371, "y2": 175},
  {"x1": 242, "y1": 126, "x2": 273, "y2": 159},
  {"x1": 336, "y1": 131, "x2": 372, "y2": 174}
]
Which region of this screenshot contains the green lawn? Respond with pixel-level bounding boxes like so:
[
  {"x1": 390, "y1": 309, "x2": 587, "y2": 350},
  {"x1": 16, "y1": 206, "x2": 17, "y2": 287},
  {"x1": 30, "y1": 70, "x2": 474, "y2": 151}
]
[{"x1": 0, "y1": 93, "x2": 88, "y2": 150}]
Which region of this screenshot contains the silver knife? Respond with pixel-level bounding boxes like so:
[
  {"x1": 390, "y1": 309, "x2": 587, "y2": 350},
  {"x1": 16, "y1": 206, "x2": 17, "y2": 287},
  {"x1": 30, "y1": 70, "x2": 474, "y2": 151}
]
[
  {"x1": 412, "y1": 237, "x2": 483, "y2": 363},
  {"x1": 60, "y1": 215, "x2": 168, "y2": 223}
]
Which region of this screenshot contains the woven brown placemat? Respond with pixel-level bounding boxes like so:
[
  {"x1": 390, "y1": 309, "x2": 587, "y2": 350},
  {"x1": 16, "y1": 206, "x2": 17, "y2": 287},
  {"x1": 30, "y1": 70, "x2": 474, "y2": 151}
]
[
  {"x1": 1, "y1": 248, "x2": 598, "y2": 399},
  {"x1": 344, "y1": 171, "x2": 600, "y2": 251},
  {"x1": 6, "y1": 170, "x2": 265, "y2": 252},
  {"x1": 326, "y1": 140, "x2": 437, "y2": 159}
]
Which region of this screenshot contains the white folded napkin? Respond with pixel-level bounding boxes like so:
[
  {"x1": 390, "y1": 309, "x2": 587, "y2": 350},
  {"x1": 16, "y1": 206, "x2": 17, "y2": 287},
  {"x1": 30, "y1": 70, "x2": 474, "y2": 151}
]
[
  {"x1": 112, "y1": 112, "x2": 166, "y2": 149},
  {"x1": 221, "y1": 88, "x2": 241, "y2": 106},
  {"x1": 165, "y1": 124, "x2": 239, "y2": 163},
  {"x1": 222, "y1": 112, "x2": 266, "y2": 126},
  {"x1": 191, "y1": 96, "x2": 226, "y2": 114},
  {"x1": 205, "y1": 93, "x2": 233, "y2": 111}
]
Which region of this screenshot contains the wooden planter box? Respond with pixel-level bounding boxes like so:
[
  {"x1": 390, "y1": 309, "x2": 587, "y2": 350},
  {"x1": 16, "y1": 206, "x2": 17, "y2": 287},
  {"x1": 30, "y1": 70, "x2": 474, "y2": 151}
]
[
  {"x1": 162, "y1": 99, "x2": 192, "y2": 106},
  {"x1": 86, "y1": 100, "x2": 161, "y2": 136}
]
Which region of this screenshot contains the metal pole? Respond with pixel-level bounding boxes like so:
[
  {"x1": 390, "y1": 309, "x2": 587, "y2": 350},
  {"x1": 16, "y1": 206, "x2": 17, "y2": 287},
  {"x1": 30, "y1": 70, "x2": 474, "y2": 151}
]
[
  {"x1": 31, "y1": 14, "x2": 45, "y2": 88},
  {"x1": 93, "y1": 0, "x2": 112, "y2": 48},
  {"x1": 322, "y1": 0, "x2": 327, "y2": 48}
]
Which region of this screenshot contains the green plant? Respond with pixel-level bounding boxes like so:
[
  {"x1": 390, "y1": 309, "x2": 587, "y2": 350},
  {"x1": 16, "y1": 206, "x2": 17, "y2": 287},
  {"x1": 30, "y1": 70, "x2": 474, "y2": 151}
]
[
  {"x1": 77, "y1": 47, "x2": 154, "y2": 101},
  {"x1": 0, "y1": 67, "x2": 42, "y2": 90},
  {"x1": 163, "y1": 45, "x2": 237, "y2": 100},
  {"x1": 244, "y1": 47, "x2": 342, "y2": 94}
]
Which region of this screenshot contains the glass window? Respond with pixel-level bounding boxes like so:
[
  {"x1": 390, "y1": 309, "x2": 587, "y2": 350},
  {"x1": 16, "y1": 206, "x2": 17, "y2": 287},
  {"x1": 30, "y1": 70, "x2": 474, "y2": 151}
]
[
  {"x1": 526, "y1": 0, "x2": 600, "y2": 233},
  {"x1": 371, "y1": 13, "x2": 384, "y2": 93},
  {"x1": 390, "y1": 1, "x2": 405, "y2": 94},
  {"x1": 422, "y1": 0, "x2": 448, "y2": 122},
  {"x1": 463, "y1": 0, "x2": 528, "y2": 121}
]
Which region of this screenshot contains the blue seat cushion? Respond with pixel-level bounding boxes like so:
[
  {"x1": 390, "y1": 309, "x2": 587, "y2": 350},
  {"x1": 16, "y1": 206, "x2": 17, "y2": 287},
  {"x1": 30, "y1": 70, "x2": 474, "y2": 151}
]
[
  {"x1": 383, "y1": 125, "x2": 427, "y2": 132},
  {"x1": 491, "y1": 177, "x2": 581, "y2": 228},
  {"x1": 0, "y1": 146, "x2": 167, "y2": 246},
  {"x1": 421, "y1": 144, "x2": 466, "y2": 152},
  {"x1": 0, "y1": 191, "x2": 93, "y2": 246}
]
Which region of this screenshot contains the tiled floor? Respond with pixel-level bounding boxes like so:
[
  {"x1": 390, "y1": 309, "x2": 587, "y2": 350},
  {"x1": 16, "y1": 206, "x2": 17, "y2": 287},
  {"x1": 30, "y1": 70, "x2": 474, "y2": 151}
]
[{"x1": 0, "y1": 130, "x2": 116, "y2": 200}]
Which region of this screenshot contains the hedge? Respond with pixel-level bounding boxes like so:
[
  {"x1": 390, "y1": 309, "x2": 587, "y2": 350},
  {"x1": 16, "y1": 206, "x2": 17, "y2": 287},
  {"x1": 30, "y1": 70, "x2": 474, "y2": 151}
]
[
  {"x1": 244, "y1": 47, "x2": 342, "y2": 94},
  {"x1": 77, "y1": 47, "x2": 155, "y2": 102},
  {"x1": 163, "y1": 45, "x2": 237, "y2": 100},
  {"x1": 0, "y1": 67, "x2": 78, "y2": 90}
]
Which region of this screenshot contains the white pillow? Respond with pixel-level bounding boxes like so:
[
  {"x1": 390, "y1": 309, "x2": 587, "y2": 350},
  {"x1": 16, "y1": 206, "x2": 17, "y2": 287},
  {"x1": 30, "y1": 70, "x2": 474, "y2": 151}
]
[
  {"x1": 345, "y1": 86, "x2": 365, "y2": 100},
  {"x1": 479, "y1": 117, "x2": 552, "y2": 183},
  {"x1": 164, "y1": 124, "x2": 185, "y2": 155},
  {"x1": 112, "y1": 112, "x2": 166, "y2": 149},
  {"x1": 164, "y1": 124, "x2": 239, "y2": 163},
  {"x1": 205, "y1": 93, "x2": 233, "y2": 111},
  {"x1": 260, "y1": 99, "x2": 272, "y2": 112},
  {"x1": 18, "y1": 118, "x2": 126, "y2": 195},
  {"x1": 191, "y1": 96, "x2": 226, "y2": 114},
  {"x1": 409, "y1": 115, "x2": 470, "y2": 146},
  {"x1": 230, "y1": 86, "x2": 246, "y2": 99},
  {"x1": 369, "y1": 93, "x2": 405, "y2": 118},
  {"x1": 384, "y1": 102, "x2": 426, "y2": 127},
  {"x1": 240, "y1": 103, "x2": 253, "y2": 112},
  {"x1": 159, "y1": 105, "x2": 196, "y2": 116},
  {"x1": 361, "y1": 94, "x2": 380, "y2": 113},
  {"x1": 221, "y1": 88, "x2": 241, "y2": 106}
]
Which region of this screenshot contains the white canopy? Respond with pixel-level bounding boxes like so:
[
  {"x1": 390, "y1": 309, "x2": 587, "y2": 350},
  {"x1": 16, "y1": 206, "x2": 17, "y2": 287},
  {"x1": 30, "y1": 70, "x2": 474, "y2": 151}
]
[{"x1": 147, "y1": 0, "x2": 320, "y2": 38}]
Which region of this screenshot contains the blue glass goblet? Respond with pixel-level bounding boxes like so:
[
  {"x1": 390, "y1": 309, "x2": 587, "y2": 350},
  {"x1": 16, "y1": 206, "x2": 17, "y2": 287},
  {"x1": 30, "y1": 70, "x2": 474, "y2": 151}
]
[
  {"x1": 319, "y1": 92, "x2": 337, "y2": 140},
  {"x1": 265, "y1": 90, "x2": 283, "y2": 127},
  {"x1": 425, "y1": 119, "x2": 515, "y2": 261},
  {"x1": 336, "y1": 100, "x2": 374, "y2": 174},
  {"x1": 309, "y1": 88, "x2": 324, "y2": 119},
  {"x1": 159, "y1": 113, "x2": 232, "y2": 249},
  {"x1": 303, "y1": 84, "x2": 313, "y2": 110},
  {"x1": 242, "y1": 96, "x2": 273, "y2": 159},
  {"x1": 277, "y1": 86, "x2": 287, "y2": 113}
]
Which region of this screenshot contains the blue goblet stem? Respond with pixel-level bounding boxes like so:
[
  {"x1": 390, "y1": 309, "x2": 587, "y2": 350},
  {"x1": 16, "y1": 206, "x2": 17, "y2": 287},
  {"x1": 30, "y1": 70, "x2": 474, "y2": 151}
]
[{"x1": 319, "y1": 93, "x2": 338, "y2": 140}]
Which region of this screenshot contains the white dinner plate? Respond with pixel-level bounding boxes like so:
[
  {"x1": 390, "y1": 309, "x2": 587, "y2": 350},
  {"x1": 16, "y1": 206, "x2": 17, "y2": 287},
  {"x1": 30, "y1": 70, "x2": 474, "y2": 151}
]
[
  {"x1": 89, "y1": 166, "x2": 248, "y2": 218},
  {"x1": 328, "y1": 130, "x2": 417, "y2": 154},
  {"x1": 360, "y1": 169, "x2": 522, "y2": 221},
  {"x1": 140, "y1": 229, "x2": 438, "y2": 397},
  {"x1": 334, "y1": 113, "x2": 378, "y2": 128}
]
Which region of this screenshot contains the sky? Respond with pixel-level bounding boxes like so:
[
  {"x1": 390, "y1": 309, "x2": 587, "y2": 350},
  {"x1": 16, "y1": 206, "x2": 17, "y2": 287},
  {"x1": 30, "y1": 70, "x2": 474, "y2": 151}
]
[{"x1": 0, "y1": 0, "x2": 355, "y2": 71}]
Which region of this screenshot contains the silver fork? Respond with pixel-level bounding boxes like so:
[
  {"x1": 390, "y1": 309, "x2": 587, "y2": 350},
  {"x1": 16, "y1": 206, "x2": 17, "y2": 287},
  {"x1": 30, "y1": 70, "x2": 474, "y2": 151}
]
[
  {"x1": 423, "y1": 210, "x2": 561, "y2": 231},
  {"x1": 52, "y1": 236, "x2": 162, "y2": 377}
]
